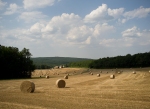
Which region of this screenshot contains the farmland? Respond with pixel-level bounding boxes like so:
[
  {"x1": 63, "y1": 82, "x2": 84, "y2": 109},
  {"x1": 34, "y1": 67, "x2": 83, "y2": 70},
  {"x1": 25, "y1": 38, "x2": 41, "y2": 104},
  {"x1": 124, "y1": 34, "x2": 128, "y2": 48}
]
[{"x1": 0, "y1": 67, "x2": 150, "y2": 109}]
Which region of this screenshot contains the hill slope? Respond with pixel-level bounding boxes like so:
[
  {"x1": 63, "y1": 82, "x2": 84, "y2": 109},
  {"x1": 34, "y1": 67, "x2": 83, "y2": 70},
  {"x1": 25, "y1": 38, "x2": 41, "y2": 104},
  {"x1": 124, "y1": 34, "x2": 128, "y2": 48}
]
[{"x1": 31, "y1": 57, "x2": 93, "y2": 67}]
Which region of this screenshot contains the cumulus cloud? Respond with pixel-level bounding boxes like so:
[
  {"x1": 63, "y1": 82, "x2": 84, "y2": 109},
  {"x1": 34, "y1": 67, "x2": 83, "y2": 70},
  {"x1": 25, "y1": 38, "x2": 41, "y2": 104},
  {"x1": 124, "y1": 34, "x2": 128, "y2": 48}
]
[
  {"x1": 122, "y1": 26, "x2": 142, "y2": 37},
  {"x1": 93, "y1": 23, "x2": 115, "y2": 37},
  {"x1": 108, "y1": 8, "x2": 124, "y2": 18},
  {"x1": 30, "y1": 22, "x2": 45, "y2": 34},
  {"x1": 0, "y1": 0, "x2": 7, "y2": 10},
  {"x1": 84, "y1": 4, "x2": 108, "y2": 23},
  {"x1": 66, "y1": 25, "x2": 93, "y2": 42},
  {"x1": 84, "y1": 4, "x2": 125, "y2": 23},
  {"x1": 99, "y1": 27, "x2": 150, "y2": 48},
  {"x1": 23, "y1": 0, "x2": 55, "y2": 10},
  {"x1": 119, "y1": 6, "x2": 150, "y2": 23},
  {"x1": 19, "y1": 11, "x2": 48, "y2": 23},
  {"x1": 4, "y1": 3, "x2": 20, "y2": 15},
  {"x1": 42, "y1": 13, "x2": 82, "y2": 34},
  {"x1": 124, "y1": 6, "x2": 150, "y2": 19}
]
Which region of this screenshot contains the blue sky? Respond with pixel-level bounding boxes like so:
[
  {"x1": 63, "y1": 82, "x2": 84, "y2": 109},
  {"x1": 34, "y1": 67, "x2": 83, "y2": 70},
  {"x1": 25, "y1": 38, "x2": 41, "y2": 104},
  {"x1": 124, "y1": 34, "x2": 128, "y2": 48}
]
[{"x1": 0, "y1": 0, "x2": 150, "y2": 59}]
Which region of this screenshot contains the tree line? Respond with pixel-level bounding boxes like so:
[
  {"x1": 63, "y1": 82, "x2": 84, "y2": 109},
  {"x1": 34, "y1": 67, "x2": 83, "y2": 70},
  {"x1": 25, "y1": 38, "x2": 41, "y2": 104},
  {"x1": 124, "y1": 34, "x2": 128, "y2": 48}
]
[
  {"x1": 0, "y1": 45, "x2": 35, "y2": 79},
  {"x1": 68, "y1": 52, "x2": 150, "y2": 69},
  {"x1": 68, "y1": 60, "x2": 93, "y2": 68}
]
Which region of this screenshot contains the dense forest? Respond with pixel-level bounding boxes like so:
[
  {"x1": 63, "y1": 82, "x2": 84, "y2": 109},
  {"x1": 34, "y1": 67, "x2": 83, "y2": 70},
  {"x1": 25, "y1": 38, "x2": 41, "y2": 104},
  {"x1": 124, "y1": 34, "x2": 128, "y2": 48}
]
[
  {"x1": 68, "y1": 52, "x2": 150, "y2": 68},
  {"x1": 68, "y1": 60, "x2": 94, "y2": 68},
  {"x1": 31, "y1": 57, "x2": 93, "y2": 69},
  {"x1": 0, "y1": 45, "x2": 35, "y2": 79}
]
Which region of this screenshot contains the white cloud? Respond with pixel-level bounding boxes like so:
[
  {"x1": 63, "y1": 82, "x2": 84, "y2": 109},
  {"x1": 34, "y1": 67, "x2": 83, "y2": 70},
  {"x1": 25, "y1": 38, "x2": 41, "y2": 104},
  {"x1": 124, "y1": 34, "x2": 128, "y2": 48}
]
[
  {"x1": 108, "y1": 8, "x2": 124, "y2": 18},
  {"x1": 124, "y1": 6, "x2": 150, "y2": 19},
  {"x1": 42, "y1": 13, "x2": 82, "y2": 34},
  {"x1": 0, "y1": 0, "x2": 7, "y2": 10},
  {"x1": 84, "y1": 4, "x2": 109, "y2": 23},
  {"x1": 84, "y1": 4, "x2": 125, "y2": 23},
  {"x1": 93, "y1": 23, "x2": 115, "y2": 37},
  {"x1": 66, "y1": 25, "x2": 93, "y2": 42},
  {"x1": 30, "y1": 22, "x2": 45, "y2": 34},
  {"x1": 99, "y1": 27, "x2": 150, "y2": 48},
  {"x1": 122, "y1": 26, "x2": 142, "y2": 37},
  {"x1": 19, "y1": 11, "x2": 48, "y2": 23},
  {"x1": 4, "y1": 3, "x2": 20, "y2": 15},
  {"x1": 119, "y1": 6, "x2": 150, "y2": 23},
  {"x1": 23, "y1": 0, "x2": 55, "y2": 10}
]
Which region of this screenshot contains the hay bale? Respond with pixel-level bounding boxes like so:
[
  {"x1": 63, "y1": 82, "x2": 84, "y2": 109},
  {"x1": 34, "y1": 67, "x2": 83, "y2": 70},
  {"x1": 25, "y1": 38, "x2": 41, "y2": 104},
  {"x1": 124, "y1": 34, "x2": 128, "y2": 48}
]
[
  {"x1": 149, "y1": 70, "x2": 150, "y2": 73},
  {"x1": 56, "y1": 79, "x2": 66, "y2": 88},
  {"x1": 46, "y1": 75, "x2": 49, "y2": 79},
  {"x1": 64, "y1": 75, "x2": 68, "y2": 79},
  {"x1": 91, "y1": 73, "x2": 93, "y2": 75},
  {"x1": 110, "y1": 75, "x2": 115, "y2": 79},
  {"x1": 118, "y1": 71, "x2": 121, "y2": 74},
  {"x1": 97, "y1": 74, "x2": 100, "y2": 77},
  {"x1": 20, "y1": 81, "x2": 35, "y2": 93},
  {"x1": 133, "y1": 71, "x2": 136, "y2": 74}
]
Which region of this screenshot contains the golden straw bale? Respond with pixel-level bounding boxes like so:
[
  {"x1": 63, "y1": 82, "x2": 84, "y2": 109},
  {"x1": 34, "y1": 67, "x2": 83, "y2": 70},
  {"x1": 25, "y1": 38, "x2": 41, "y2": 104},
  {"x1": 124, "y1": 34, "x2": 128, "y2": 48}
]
[
  {"x1": 45, "y1": 75, "x2": 49, "y2": 79},
  {"x1": 97, "y1": 74, "x2": 100, "y2": 77},
  {"x1": 133, "y1": 71, "x2": 136, "y2": 74},
  {"x1": 56, "y1": 79, "x2": 66, "y2": 88},
  {"x1": 110, "y1": 75, "x2": 115, "y2": 79},
  {"x1": 20, "y1": 81, "x2": 35, "y2": 93}
]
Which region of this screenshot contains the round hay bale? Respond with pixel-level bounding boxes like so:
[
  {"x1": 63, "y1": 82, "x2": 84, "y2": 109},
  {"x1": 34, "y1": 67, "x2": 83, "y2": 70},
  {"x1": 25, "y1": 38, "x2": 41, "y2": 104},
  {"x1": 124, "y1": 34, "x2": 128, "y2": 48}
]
[
  {"x1": 56, "y1": 79, "x2": 66, "y2": 88},
  {"x1": 110, "y1": 75, "x2": 115, "y2": 79},
  {"x1": 45, "y1": 75, "x2": 49, "y2": 79},
  {"x1": 97, "y1": 74, "x2": 100, "y2": 77},
  {"x1": 20, "y1": 81, "x2": 35, "y2": 93},
  {"x1": 64, "y1": 75, "x2": 68, "y2": 79},
  {"x1": 91, "y1": 73, "x2": 93, "y2": 75},
  {"x1": 149, "y1": 70, "x2": 150, "y2": 73},
  {"x1": 118, "y1": 71, "x2": 121, "y2": 74},
  {"x1": 133, "y1": 71, "x2": 136, "y2": 74}
]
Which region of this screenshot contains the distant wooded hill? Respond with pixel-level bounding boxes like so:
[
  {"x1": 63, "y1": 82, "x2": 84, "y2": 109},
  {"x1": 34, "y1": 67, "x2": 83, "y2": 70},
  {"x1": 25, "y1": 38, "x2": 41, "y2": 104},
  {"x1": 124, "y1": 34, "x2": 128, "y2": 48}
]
[
  {"x1": 31, "y1": 57, "x2": 93, "y2": 69},
  {"x1": 31, "y1": 51, "x2": 150, "y2": 69}
]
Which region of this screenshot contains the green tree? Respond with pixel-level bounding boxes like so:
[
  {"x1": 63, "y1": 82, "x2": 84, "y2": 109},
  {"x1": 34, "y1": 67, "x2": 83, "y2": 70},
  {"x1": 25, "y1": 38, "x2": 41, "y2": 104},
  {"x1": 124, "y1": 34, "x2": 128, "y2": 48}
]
[{"x1": 0, "y1": 45, "x2": 35, "y2": 79}]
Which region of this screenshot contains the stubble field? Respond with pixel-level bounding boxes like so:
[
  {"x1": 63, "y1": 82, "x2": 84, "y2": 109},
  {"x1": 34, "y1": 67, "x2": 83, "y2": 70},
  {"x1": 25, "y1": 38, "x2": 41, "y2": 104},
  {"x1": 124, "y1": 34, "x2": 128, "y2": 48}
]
[{"x1": 0, "y1": 67, "x2": 150, "y2": 109}]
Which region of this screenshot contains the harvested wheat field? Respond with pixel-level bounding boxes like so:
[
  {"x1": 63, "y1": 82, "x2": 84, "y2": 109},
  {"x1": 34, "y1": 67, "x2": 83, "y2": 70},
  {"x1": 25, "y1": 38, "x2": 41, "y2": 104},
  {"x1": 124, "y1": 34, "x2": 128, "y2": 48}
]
[{"x1": 0, "y1": 67, "x2": 150, "y2": 109}]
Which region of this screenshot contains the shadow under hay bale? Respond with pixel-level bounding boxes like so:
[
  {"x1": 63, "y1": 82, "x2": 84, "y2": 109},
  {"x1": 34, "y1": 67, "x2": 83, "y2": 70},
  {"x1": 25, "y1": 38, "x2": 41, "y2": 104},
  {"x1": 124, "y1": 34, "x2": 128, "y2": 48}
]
[
  {"x1": 64, "y1": 75, "x2": 68, "y2": 79},
  {"x1": 20, "y1": 81, "x2": 35, "y2": 93},
  {"x1": 110, "y1": 75, "x2": 115, "y2": 79},
  {"x1": 56, "y1": 79, "x2": 66, "y2": 88}
]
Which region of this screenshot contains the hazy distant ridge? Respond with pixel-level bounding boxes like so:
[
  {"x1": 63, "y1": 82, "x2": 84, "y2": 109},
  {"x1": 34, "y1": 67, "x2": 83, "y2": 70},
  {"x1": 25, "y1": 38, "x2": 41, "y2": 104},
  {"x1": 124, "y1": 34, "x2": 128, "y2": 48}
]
[{"x1": 31, "y1": 57, "x2": 93, "y2": 67}]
